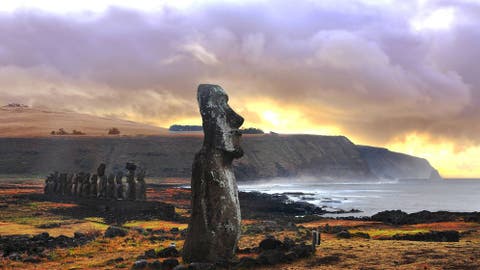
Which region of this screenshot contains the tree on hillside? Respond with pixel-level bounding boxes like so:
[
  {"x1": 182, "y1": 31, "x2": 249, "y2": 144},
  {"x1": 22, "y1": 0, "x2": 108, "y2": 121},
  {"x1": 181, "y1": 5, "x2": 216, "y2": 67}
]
[
  {"x1": 241, "y1": 128, "x2": 265, "y2": 134},
  {"x1": 108, "y1": 127, "x2": 121, "y2": 135},
  {"x1": 169, "y1": 125, "x2": 203, "y2": 132},
  {"x1": 72, "y1": 129, "x2": 86, "y2": 135}
]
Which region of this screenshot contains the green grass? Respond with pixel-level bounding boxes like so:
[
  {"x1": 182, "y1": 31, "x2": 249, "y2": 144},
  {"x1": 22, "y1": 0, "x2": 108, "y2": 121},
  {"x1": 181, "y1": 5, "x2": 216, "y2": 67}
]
[{"x1": 350, "y1": 228, "x2": 430, "y2": 238}]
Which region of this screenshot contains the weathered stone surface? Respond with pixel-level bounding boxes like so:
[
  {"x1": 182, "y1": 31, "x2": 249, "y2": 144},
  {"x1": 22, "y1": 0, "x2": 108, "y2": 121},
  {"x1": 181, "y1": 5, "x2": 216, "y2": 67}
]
[
  {"x1": 336, "y1": 230, "x2": 351, "y2": 239},
  {"x1": 126, "y1": 162, "x2": 136, "y2": 201},
  {"x1": 162, "y1": 258, "x2": 179, "y2": 269},
  {"x1": 90, "y1": 174, "x2": 98, "y2": 197},
  {"x1": 107, "y1": 173, "x2": 115, "y2": 199},
  {"x1": 183, "y1": 84, "x2": 244, "y2": 263},
  {"x1": 132, "y1": 259, "x2": 148, "y2": 269},
  {"x1": 0, "y1": 232, "x2": 97, "y2": 257},
  {"x1": 157, "y1": 246, "x2": 179, "y2": 258},
  {"x1": 104, "y1": 226, "x2": 127, "y2": 238},
  {"x1": 115, "y1": 171, "x2": 124, "y2": 199},
  {"x1": 136, "y1": 168, "x2": 147, "y2": 201},
  {"x1": 259, "y1": 237, "x2": 283, "y2": 251},
  {"x1": 97, "y1": 163, "x2": 107, "y2": 198}
]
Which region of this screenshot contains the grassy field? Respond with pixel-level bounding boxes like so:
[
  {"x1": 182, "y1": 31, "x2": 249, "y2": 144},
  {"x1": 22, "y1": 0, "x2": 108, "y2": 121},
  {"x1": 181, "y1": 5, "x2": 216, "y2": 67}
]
[{"x1": 0, "y1": 179, "x2": 479, "y2": 270}]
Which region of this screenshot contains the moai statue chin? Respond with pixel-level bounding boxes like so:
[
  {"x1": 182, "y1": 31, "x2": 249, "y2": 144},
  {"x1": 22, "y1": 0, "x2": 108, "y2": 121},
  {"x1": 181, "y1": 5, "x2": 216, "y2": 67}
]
[{"x1": 183, "y1": 84, "x2": 244, "y2": 263}]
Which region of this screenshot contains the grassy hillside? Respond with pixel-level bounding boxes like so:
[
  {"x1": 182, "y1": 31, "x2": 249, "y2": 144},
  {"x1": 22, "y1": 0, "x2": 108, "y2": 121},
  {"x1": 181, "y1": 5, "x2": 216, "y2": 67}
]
[{"x1": 0, "y1": 105, "x2": 167, "y2": 137}]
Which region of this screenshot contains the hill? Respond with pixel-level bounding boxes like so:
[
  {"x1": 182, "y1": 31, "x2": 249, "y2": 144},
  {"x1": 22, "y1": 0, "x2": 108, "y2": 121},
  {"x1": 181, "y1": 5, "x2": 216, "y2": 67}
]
[
  {"x1": 0, "y1": 104, "x2": 440, "y2": 181},
  {"x1": 0, "y1": 104, "x2": 167, "y2": 137},
  {"x1": 0, "y1": 135, "x2": 439, "y2": 181},
  {"x1": 357, "y1": 145, "x2": 442, "y2": 180}
]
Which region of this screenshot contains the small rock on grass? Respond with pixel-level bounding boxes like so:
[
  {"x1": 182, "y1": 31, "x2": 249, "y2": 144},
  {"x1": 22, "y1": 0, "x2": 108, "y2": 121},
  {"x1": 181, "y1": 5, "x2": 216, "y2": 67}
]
[
  {"x1": 132, "y1": 259, "x2": 148, "y2": 269},
  {"x1": 105, "y1": 226, "x2": 128, "y2": 238},
  {"x1": 157, "y1": 246, "x2": 180, "y2": 258},
  {"x1": 162, "y1": 258, "x2": 179, "y2": 270}
]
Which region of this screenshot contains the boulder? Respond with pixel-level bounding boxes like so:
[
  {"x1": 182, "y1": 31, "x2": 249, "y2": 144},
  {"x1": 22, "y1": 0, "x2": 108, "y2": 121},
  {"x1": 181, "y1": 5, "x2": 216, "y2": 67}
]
[
  {"x1": 292, "y1": 244, "x2": 314, "y2": 258},
  {"x1": 148, "y1": 260, "x2": 163, "y2": 270},
  {"x1": 157, "y1": 246, "x2": 179, "y2": 258},
  {"x1": 23, "y1": 256, "x2": 41, "y2": 263},
  {"x1": 188, "y1": 262, "x2": 216, "y2": 270},
  {"x1": 259, "y1": 237, "x2": 283, "y2": 250},
  {"x1": 257, "y1": 249, "x2": 286, "y2": 265},
  {"x1": 371, "y1": 210, "x2": 409, "y2": 225},
  {"x1": 144, "y1": 249, "x2": 156, "y2": 258},
  {"x1": 236, "y1": 257, "x2": 258, "y2": 268},
  {"x1": 105, "y1": 226, "x2": 128, "y2": 238},
  {"x1": 336, "y1": 230, "x2": 351, "y2": 239},
  {"x1": 162, "y1": 258, "x2": 179, "y2": 270},
  {"x1": 132, "y1": 259, "x2": 148, "y2": 269}
]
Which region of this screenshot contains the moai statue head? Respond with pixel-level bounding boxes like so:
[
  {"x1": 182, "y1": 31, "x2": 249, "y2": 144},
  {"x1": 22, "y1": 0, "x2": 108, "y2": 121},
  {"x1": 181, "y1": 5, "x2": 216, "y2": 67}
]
[
  {"x1": 197, "y1": 84, "x2": 244, "y2": 159},
  {"x1": 97, "y1": 163, "x2": 106, "y2": 177},
  {"x1": 125, "y1": 162, "x2": 137, "y2": 173}
]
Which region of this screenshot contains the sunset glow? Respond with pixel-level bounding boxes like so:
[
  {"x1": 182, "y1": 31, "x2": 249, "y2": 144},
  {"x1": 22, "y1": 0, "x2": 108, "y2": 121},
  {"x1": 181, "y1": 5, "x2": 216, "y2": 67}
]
[{"x1": 0, "y1": 0, "x2": 479, "y2": 177}]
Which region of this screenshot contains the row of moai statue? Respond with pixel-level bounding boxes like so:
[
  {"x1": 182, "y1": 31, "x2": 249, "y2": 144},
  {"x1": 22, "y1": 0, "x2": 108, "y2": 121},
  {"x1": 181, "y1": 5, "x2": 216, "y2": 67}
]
[{"x1": 44, "y1": 162, "x2": 147, "y2": 201}]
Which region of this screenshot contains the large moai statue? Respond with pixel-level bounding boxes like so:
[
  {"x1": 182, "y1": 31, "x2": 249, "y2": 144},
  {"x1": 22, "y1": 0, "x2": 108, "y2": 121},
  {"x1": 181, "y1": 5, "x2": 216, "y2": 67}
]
[
  {"x1": 52, "y1": 171, "x2": 60, "y2": 194},
  {"x1": 90, "y1": 174, "x2": 98, "y2": 197},
  {"x1": 97, "y1": 163, "x2": 107, "y2": 198},
  {"x1": 72, "y1": 174, "x2": 79, "y2": 196},
  {"x1": 136, "y1": 168, "x2": 147, "y2": 201},
  {"x1": 183, "y1": 84, "x2": 244, "y2": 263},
  {"x1": 82, "y1": 173, "x2": 91, "y2": 197},
  {"x1": 115, "y1": 171, "x2": 124, "y2": 200},
  {"x1": 106, "y1": 173, "x2": 115, "y2": 199},
  {"x1": 126, "y1": 162, "x2": 137, "y2": 201},
  {"x1": 44, "y1": 174, "x2": 54, "y2": 195},
  {"x1": 59, "y1": 173, "x2": 67, "y2": 196},
  {"x1": 66, "y1": 173, "x2": 73, "y2": 196},
  {"x1": 76, "y1": 173, "x2": 84, "y2": 197}
]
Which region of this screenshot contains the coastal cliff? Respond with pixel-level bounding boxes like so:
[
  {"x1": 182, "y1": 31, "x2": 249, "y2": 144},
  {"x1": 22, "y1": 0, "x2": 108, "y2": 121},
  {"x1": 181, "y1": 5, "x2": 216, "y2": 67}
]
[
  {"x1": 357, "y1": 145, "x2": 441, "y2": 180},
  {"x1": 0, "y1": 134, "x2": 439, "y2": 181}
]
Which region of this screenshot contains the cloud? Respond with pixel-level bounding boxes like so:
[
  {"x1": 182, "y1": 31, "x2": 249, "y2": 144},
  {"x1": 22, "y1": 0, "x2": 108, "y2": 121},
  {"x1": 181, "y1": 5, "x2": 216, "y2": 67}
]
[
  {"x1": 182, "y1": 43, "x2": 219, "y2": 65},
  {"x1": 0, "y1": 0, "x2": 479, "y2": 150}
]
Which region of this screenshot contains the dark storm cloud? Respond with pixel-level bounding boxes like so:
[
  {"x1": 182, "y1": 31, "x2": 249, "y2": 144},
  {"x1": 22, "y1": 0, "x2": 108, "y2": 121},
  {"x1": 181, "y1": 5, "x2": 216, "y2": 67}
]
[{"x1": 0, "y1": 0, "x2": 478, "y2": 144}]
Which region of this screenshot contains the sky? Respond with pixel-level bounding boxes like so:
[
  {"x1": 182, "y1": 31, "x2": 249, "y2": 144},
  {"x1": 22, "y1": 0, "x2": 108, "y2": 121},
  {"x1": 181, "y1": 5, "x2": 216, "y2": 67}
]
[{"x1": 0, "y1": 0, "x2": 479, "y2": 177}]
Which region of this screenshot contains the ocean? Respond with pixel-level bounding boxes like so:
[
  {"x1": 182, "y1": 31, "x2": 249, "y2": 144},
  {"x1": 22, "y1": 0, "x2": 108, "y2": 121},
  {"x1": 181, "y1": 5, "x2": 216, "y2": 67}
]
[{"x1": 238, "y1": 178, "x2": 480, "y2": 217}]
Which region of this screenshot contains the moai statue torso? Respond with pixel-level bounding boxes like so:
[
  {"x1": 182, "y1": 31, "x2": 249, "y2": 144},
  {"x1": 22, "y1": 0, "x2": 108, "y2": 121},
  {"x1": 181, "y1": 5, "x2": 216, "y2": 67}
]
[
  {"x1": 97, "y1": 164, "x2": 107, "y2": 199},
  {"x1": 52, "y1": 171, "x2": 60, "y2": 194},
  {"x1": 44, "y1": 174, "x2": 54, "y2": 195},
  {"x1": 59, "y1": 173, "x2": 67, "y2": 196},
  {"x1": 183, "y1": 84, "x2": 244, "y2": 263},
  {"x1": 66, "y1": 173, "x2": 73, "y2": 196},
  {"x1": 115, "y1": 171, "x2": 124, "y2": 200},
  {"x1": 136, "y1": 168, "x2": 147, "y2": 201},
  {"x1": 83, "y1": 173, "x2": 91, "y2": 197},
  {"x1": 90, "y1": 174, "x2": 98, "y2": 197},
  {"x1": 106, "y1": 173, "x2": 115, "y2": 199},
  {"x1": 126, "y1": 163, "x2": 137, "y2": 201},
  {"x1": 76, "y1": 173, "x2": 84, "y2": 197},
  {"x1": 72, "y1": 174, "x2": 79, "y2": 196}
]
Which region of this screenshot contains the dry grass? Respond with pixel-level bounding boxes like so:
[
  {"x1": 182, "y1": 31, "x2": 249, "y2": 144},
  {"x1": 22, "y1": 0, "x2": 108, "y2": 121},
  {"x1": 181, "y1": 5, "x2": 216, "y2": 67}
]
[
  {"x1": 1, "y1": 179, "x2": 479, "y2": 270},
  {"x1": 0, "y1": 106, "x2": 168, "y2": 137}
]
